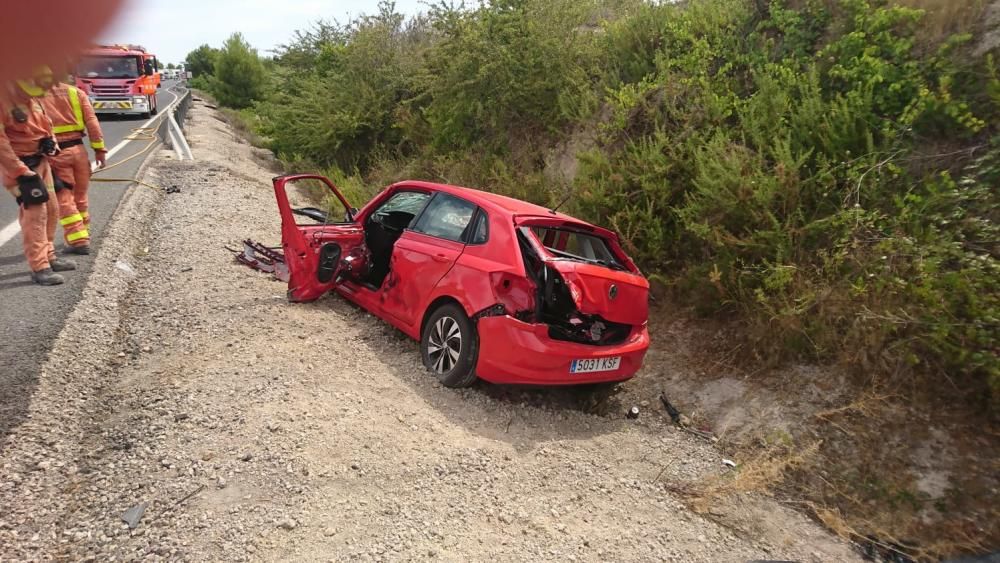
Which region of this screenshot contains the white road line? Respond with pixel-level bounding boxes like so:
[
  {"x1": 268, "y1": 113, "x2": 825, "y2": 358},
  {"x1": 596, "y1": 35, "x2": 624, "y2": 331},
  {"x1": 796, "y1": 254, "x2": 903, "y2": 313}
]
[{"x1": 0, "y1": 85, "x2": 183, "y2": 249}]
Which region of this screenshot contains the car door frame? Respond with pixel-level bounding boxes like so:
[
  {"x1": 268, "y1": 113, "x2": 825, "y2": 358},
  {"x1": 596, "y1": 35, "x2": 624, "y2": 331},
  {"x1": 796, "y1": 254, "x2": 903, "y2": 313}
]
[
  {"x1": 272, "y1": 173, "x2": 364, "y2": 303},
  {"x1": 376, "y1": 190, "x2": 482, "y2": 336}
]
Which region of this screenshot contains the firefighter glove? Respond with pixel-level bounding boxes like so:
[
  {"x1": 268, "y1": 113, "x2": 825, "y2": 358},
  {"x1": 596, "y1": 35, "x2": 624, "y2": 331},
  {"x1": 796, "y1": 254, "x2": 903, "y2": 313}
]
[{"x1": 16, "y1": 174, "x2": 49, "y2": 207}]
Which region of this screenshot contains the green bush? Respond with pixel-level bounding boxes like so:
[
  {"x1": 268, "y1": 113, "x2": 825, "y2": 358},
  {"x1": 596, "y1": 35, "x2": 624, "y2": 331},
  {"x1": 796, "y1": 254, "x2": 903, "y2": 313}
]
[
  {"x1": 419, "y1": 0, "x2": 599, "y2": 151},
  {"x1": 184, "y1": 44, "x2": 219, "y2": 78},
  {"x1": 572, "y1": 0, "x2": 998, "y2": 398},
  {"x1": 210, "y1": 33, "x2": 267, "y2": 109},
  {"x1": 254, "y1": 3, "x2": 424, "y2": 172}
]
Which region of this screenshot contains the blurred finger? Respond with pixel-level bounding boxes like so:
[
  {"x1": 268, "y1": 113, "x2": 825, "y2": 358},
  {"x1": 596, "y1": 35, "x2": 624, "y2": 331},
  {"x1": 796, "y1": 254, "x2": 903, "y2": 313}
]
[{"x1": 0, "y1": 0, "x2": 128, "y2": 83}]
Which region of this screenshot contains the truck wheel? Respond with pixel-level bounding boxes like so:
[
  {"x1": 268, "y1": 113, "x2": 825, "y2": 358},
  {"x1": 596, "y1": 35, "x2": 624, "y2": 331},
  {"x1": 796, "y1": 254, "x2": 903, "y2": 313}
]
[{"x1": 421, "y1": 303, "x2": 478, "y2": 388}]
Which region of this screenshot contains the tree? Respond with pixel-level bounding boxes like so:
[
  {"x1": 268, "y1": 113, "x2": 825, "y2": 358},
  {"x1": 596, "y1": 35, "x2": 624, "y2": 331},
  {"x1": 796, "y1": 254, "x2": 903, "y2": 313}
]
[
  {"x1": 166, "y1": 62, "x2": 177, "y2": 69},
  {"x1": 184, "y1": 44, "x2": 219, "y2": 77},
  {"x1": 211, "y1": 33, "x2": 266, "y2": 109}
]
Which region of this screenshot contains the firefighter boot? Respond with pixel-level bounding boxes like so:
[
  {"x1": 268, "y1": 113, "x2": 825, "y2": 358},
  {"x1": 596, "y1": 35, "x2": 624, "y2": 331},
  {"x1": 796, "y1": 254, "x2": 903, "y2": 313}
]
[
  {"x1": 31, "y1": 268, "x2": 65, "y2": 286},
  {"x1": 63, "y1": 244, "x2": 90, "y2": 255},
  {"x1": 49, "y1": 257, "x2": 77, "y2": 272}
]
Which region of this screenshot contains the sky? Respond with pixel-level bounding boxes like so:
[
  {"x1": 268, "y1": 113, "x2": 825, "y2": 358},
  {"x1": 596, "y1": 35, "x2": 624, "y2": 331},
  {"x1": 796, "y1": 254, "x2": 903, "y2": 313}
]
[{"x1": 97, "y1": 0, "x2": 427, "y2": 65}]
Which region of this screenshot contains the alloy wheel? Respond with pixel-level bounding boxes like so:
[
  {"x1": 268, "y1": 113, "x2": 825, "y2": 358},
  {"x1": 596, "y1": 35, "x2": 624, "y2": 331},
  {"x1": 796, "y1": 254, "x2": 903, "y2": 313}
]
[{"x1": 427, "y1": 316, "x2": 462, "y2": 374}]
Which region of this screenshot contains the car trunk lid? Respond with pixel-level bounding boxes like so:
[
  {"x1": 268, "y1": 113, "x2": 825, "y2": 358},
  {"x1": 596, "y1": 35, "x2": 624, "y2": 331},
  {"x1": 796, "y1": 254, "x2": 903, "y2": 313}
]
[
  {"x1": 547, "y1": 260, "x2": 648, "y2": 326},
  {"x1": 516, "y1": 216, "x2": 648, "y2": 327}
]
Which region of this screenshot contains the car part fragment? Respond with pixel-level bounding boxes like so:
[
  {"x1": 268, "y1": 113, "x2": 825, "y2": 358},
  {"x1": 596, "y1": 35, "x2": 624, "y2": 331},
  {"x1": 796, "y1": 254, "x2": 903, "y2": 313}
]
[{"x1": 235, "y1": 239, "x2": 289, "y2": 282}]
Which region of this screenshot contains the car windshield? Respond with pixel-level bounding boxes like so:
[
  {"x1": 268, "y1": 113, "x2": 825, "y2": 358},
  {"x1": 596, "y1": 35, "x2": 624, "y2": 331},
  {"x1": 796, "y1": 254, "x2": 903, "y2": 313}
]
[
  {"x1": 525, "y1": 226, "x2": 623, "y2": 269},
  {"x1": 78, "y1": 56, "x2": 140, "y2": 79}
]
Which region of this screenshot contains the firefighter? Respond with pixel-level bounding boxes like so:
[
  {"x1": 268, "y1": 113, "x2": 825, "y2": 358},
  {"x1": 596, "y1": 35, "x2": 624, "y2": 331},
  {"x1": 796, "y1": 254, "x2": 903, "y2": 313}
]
[
  {"x1": 41, "y1": 70, "x2": 107, "y2": 254},
  {"x1": 0, "y1": 70, "x2": 77, "y2": 285}
]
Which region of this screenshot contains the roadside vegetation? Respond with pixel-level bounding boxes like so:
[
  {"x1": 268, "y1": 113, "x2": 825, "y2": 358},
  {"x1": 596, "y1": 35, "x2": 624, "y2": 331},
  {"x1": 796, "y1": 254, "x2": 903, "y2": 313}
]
[{"x1": 188, "y1": 0, "x2": 999, "y2": 556}]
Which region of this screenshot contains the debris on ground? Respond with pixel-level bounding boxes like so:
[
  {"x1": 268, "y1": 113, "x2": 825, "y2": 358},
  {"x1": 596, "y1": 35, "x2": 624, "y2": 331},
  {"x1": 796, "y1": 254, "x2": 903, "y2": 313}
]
[
  {"x1": 234, "y1": 239, "x2": 288, "y2": 281},
  {"x1": 114, "y1": 260, "x2": 135, "y2": 274},
  {"x1": 660, "y1": 391, "x2": 682, "y2": 424},
  {"x1": 121, "y1": 503, "x2": 146, "y2": 530}
]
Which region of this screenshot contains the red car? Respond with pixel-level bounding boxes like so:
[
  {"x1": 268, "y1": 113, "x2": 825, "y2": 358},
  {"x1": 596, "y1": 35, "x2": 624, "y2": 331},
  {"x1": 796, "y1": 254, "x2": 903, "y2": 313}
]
[{"x1": 273, "y1": 175, "x2": 651, "y2": 388}]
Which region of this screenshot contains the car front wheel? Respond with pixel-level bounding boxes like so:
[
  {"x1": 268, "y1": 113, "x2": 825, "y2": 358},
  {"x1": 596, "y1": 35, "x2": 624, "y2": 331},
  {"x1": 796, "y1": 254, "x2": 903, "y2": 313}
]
[{"x1": 421, "y1": 303, "x2": 478, "y2": 388}]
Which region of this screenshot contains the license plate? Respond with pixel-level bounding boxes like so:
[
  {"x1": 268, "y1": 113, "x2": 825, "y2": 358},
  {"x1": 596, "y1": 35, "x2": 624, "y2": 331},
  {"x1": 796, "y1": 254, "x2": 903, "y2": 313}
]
[{"x1": 570, "y1": 356, "x2": 621, "y2": 374}]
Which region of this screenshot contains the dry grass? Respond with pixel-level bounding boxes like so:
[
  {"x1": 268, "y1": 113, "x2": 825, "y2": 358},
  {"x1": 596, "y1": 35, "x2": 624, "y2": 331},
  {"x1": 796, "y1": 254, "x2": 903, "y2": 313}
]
[
  {"x1": 808, "y1": 501, "x2": 990, "y2": 562},
  {"x1": 813, "y1": 389, "x2": 894, "y2": 434},
  {"x1": 894, "y1": 0, "x2": 989, "y2": 45},
  {"x1": 674, "y1": 441, "x2": 822, "y2": 513}
]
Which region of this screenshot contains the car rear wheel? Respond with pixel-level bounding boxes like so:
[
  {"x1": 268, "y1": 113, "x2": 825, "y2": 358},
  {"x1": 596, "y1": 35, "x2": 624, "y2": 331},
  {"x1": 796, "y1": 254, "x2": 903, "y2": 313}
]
[{"x1": 421, "y1": 303, "x2": 478, "y2": 388}]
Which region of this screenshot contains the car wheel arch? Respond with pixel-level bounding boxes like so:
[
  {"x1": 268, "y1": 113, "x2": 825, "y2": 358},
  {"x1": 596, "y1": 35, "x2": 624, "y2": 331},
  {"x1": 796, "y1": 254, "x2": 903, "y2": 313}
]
[{"x1": 420, "y1": 295, "x2": 471, "y2": 339}]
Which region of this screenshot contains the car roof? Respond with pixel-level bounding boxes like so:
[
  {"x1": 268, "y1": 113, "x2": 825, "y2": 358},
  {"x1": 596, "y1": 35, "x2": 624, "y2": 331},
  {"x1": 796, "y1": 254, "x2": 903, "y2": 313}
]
[{"x1": 390, "y1": 180, "x2": 588, "y2": 224}]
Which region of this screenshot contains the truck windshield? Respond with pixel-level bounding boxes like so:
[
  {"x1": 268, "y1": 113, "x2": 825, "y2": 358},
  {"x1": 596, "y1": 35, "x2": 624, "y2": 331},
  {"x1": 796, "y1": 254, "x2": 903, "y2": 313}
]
[{"x1": 78, "y1": 56, "x2": 140, "y2": 79}]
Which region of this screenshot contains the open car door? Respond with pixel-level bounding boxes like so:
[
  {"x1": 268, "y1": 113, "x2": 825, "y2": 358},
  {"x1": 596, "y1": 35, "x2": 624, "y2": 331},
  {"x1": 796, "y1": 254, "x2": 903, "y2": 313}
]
[{"x1": 272, "y1": 174, "x2": 366, "y2": 303}]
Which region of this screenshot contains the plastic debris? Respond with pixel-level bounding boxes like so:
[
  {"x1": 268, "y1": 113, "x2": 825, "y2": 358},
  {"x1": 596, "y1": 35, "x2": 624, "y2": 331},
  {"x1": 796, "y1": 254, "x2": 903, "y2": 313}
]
[
  {"x1": 722, "y1": 459, "x2": 737, "y2": 468},
  {"x1": 659, "y1": 392, "x2": 682, "y2": 424},
  {"x1": 626, "y1": 406, "x2": 640, "y2": 419},
  {"x1": 114, "y1": 260, "x2": 135, "y2": 274},
  {"x1": 121, "y1": 502, "x2": 147, "y2": 529}
]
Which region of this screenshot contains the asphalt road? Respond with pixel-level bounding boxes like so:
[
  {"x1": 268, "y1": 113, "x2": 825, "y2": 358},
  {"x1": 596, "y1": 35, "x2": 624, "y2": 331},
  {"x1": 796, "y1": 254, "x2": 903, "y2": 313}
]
[{"x1": 0, "y1": 80, "x2": 183, "y2": 444}]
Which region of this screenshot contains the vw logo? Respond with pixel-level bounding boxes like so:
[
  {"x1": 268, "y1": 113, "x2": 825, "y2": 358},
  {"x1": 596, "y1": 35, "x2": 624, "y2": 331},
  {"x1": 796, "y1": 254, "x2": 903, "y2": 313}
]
[{"x1": 609, "y1": 284, "x2": 619, "y2": 300}]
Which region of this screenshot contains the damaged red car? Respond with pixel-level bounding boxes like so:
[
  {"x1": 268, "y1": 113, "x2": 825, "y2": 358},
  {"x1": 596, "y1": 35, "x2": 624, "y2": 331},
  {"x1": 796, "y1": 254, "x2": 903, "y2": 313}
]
[{"x1": 270, "y1": 175, "x2": 650, "y2": 388}]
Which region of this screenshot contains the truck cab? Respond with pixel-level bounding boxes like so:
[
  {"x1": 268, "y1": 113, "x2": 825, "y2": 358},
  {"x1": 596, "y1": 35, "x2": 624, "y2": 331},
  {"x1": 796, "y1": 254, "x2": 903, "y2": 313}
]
[{"x1": 75, "y1": 44, "x2": 162, "y2": 119}]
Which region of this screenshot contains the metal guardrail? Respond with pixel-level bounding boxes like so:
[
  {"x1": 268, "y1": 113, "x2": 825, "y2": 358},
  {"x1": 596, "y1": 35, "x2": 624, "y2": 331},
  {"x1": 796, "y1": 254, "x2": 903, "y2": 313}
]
[
  {"x1": 174, "y1": 88, "x2": 192, "y2": 124},
  {"x1": 156, "y1": 87, "x2": 193, "y2": 160}
]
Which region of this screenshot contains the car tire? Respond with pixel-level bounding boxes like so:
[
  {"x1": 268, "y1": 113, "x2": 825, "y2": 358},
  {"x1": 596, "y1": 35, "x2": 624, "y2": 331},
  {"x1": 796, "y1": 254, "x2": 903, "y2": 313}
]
[{"x1": 421, "y1": 303, "x2": 478, "y2": 388}]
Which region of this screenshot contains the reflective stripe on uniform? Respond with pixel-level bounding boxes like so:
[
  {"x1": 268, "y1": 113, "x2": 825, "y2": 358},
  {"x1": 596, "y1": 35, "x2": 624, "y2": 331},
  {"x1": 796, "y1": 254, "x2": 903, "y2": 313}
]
[
  {"x1": 91, "y1": 139, "x2": 105, "y2": 150},
  {"x1": 66, "y1": 229, "x2": 89, "y2": 243},
  {"x1": 60, "y1": 213, "x2": 84, "y2": 226},
  {"x1": 52, "y1": 86, "x2": 86, "y2": 134}
]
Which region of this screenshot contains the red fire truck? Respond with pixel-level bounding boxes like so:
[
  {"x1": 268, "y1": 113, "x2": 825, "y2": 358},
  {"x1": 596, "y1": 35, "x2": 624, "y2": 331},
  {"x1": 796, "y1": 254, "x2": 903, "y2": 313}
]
[{"x1": 75, "y1": 44, "x2": 162, "y2": 118}]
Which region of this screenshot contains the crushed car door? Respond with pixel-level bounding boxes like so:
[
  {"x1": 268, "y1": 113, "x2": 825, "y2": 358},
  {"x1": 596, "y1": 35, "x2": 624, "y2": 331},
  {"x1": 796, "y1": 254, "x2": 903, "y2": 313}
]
[
  {"x1": 379, "y1": 192, "x2": 478, "y2": 329},
  {"x1": 272, "y1": 174, "x2": 365, "y2": 303}
]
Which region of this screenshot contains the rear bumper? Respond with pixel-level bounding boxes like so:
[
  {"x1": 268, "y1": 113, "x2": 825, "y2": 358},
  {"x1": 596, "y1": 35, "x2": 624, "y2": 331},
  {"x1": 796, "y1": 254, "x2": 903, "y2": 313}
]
[{"x1": 475, "y1": 316, "x2": 649, "y2": 385}]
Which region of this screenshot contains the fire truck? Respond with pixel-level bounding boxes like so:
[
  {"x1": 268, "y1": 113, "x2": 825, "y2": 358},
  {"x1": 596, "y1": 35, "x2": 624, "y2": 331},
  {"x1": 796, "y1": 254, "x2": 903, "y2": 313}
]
[{"x1": 75, "y1": 45, "x2": 162, "y2": 118}]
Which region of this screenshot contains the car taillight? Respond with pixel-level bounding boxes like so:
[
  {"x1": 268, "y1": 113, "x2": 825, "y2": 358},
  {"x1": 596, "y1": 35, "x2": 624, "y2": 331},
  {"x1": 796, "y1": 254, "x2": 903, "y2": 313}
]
[{"x1": 490, "y1": 272, "x2": 535, "y2": 314}]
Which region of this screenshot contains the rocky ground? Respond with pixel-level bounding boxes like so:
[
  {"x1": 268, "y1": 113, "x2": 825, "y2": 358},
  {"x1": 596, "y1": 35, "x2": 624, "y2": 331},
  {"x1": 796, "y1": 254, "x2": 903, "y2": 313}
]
[{"x1": 0, "y1": 100, "x2": 861, "y2": 562}]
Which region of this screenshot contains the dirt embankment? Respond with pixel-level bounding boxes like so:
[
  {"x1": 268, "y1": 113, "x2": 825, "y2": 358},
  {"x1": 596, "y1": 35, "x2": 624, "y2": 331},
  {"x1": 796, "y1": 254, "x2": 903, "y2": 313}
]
[{"x1": 0, "y1": 100, "x2": 860, "y2": 562}]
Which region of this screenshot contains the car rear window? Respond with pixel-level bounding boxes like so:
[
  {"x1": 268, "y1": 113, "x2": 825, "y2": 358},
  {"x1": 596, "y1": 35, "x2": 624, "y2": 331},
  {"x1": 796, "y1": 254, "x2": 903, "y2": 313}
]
[{"x1": 527, "y1": 226, "x2": 622, "y2": 269}]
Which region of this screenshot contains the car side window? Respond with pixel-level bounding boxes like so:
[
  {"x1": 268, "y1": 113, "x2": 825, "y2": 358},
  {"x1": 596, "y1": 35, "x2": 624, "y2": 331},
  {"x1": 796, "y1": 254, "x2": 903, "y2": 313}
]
[
  {"x1": 468, "y1": 209, "x2": 489, "y2": 244},
  {"x1": 411, "y1": 193, "x2": 477, "y2": 243}
]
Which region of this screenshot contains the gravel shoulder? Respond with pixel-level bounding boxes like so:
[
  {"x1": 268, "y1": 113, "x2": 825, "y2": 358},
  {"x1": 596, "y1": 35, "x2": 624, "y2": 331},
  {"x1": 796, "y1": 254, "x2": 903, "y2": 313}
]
[{"x1": 0, "y1": 100, "x2": 861, "y2": 562}]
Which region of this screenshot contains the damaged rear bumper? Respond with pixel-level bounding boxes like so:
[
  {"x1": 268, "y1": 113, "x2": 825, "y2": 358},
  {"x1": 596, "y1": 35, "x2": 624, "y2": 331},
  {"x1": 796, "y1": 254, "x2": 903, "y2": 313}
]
[{"x1": 475, "y1": 315, "x2": 649, "y2": 385}]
